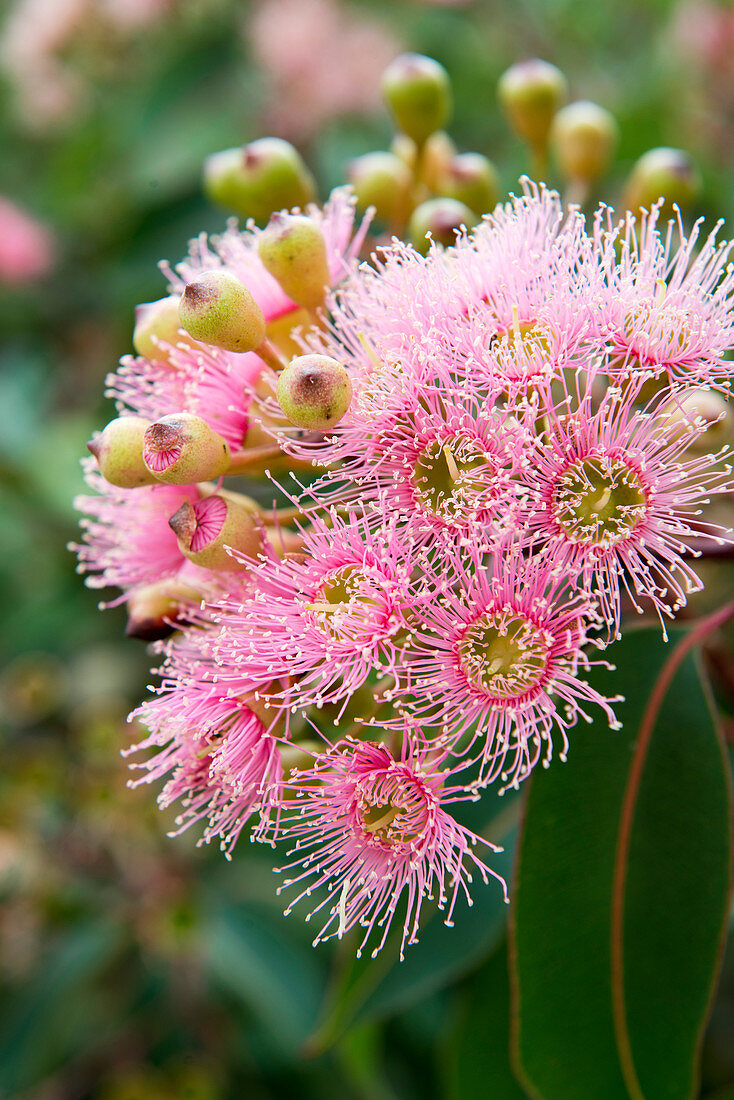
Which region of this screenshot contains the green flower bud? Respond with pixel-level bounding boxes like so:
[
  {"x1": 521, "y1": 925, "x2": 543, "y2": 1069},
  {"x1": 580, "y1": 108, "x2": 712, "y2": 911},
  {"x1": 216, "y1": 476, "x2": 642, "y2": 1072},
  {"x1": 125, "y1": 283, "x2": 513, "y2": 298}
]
[
  {"x1": 143, "y1": 412, "x2": 231, "y2": 484},
  {"x1": 257, "y1": 213, "x2": 330, "y2": 312},
  {"x1": 381, "y1": 53, "x2": 452, "y2": 146},
  {"x1": 178, "y1": 270, "x2": 266, "y2": 353},
  {"x1": 623, "y1": 147, "x2": 701, "y2": 218},
  {"x1": 390, "y1": 130, "x2": 457, "y2": 192},
  {"x1": 276, "y1": 354, "x2": 352, "y2": 430},
  {"x1": 347, "y1": 151, "x2": 413, "y2": 223},
  {"x1": 408, "y1": 197, "x2": 478, "y2": 255},
  {"x1": 203, "y1": 137, "x2": 317, "y2": 225},
  {"x1": 133, "y1": 295, "x2": 196, "y2": 365},
  {"x1": 168, "y1": 494, "x2": 262, "y2": 571},
  {"x1": 498, "y1": 59, "x2": 568, "y2": 151},
  {"x1": 434, "y1": 152, "x2": 500, "y2": 216},
  {"x1": 551, "y1": 101, "x2": 618, "y2": 185},
  {"x1": 87, "y1": 416, "x2": 157, "y2": 488},
  {"x1": 125, "y1": 578, "x2": 202, "y2": 641}
]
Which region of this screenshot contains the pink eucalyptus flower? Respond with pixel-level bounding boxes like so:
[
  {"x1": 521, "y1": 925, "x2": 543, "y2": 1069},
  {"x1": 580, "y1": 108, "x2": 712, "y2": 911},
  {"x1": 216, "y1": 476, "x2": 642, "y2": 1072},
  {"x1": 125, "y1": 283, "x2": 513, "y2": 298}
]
[
  {"x1": 521, "y1": 370, "x2": 734, "y2": 636},
  {"x1": 272, "y1": 736, "x2": 507, "y2": 959},
  {"x1": 207, "y1": 507, "x2": 418, "y2": 713},
  {"x1": 129, "y1": 620, "x2": 284, "y2": 851},
  {"x1": 594, "y1": 201, "x2": 734, "y2": 388},
  {"x1": 73, "y1": 467, "x2": 201, "y2": 599},
  {"x1": 397, "y1": 543, "x2": 619, "y2": 788}
]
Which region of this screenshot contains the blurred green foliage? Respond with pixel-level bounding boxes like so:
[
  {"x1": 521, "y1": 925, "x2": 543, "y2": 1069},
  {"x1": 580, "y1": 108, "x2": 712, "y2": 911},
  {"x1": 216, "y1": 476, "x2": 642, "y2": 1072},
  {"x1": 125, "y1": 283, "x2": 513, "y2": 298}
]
[{"x1": 1, "y1": 0, "x2": 733, "y2": 1096}]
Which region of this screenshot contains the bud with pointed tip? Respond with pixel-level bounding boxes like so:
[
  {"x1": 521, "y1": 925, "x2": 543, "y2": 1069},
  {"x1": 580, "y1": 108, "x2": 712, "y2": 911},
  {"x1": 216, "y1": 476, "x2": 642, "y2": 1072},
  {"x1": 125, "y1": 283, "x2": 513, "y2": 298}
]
[
  {"x1": 498, "y1": 59, "x2": 568, "y2": 152},
  {"x1": 87, "y1": 416, "x2": 157, "y2": 488},
  {"x1": 623, "y1": 147, "x2": 701, "y2": 219},
  {"x1": 168, "y1": 494, "x2": 262, "y2": 571},
  {"x1": 434, "y1": 152, "x2": 500, "y2": 216},
  {"x1": 133, "y1": 295, "x2": 196, "y2": 365},
  {"x1": 125, "y1": 578, "x2": 203, "y2": 641},
  {"x1": 178, "y1": 270, "x2": 266, "y2": 353},
  {"x1": 408, "y1": 197, "x2": 478, "y2": 255},
  {"x1": 203, "y1": 137, "x2": 317, "y2": 225},
  {"x1": 257, "y1": 214, "x2": 330, "y2": 312},
  {"x1": 381, "y1": 53, "x2": 452, "y2": 146},
  {"x1": 551, "y1": 101, "x2": 618, "y2": 185},
  {"x1": 347, "y1": 151, "x2": 413, "y2": 223},
  {"x1": 143, "y1": 413, "x2": 231, "y2": 484},
  {"x1": 663, "y1": 389, "x2": 733, "y2": 453},
  {"x1": 276, "y1": 354, "x2": 352, "y2": 430}
]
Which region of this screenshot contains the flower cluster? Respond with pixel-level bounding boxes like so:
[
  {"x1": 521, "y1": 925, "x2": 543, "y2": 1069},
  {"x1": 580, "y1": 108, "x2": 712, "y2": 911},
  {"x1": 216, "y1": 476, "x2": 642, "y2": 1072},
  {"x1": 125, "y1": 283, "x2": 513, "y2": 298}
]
[{"x1": 75, "y1": 177, "x2": 734, "y2": 958}]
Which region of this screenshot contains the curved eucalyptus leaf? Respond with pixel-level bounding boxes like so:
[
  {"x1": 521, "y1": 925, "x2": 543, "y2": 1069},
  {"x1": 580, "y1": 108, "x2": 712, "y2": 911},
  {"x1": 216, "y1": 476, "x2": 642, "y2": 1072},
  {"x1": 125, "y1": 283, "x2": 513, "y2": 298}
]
[{"x1": 510, "y1": 626, "x2": 733, "y2": 1100}]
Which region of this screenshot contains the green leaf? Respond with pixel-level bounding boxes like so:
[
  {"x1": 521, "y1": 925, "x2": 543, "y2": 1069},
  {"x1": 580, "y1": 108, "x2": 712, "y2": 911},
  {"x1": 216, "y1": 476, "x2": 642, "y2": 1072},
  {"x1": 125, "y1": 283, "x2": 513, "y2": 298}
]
[
  {"x1": 511, "y1": 626, "x2": 733, "y2": 1100},
  {"x1": 444, "y1": 939, "x2": 527, "y2": 1099}
]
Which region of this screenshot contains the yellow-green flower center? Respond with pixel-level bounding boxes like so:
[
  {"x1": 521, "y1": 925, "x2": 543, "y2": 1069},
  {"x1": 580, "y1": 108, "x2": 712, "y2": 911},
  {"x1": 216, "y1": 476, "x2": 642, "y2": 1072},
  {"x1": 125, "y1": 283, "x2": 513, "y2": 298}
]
[
  {"x1": 412, "y1": 437, "x2": 491, "y2": 521},
  {"x1": 457, "y1": 609, "x2": 550, "y2": 698},
  {"x1": 552, "y1": 455, "x2": 648, "y2": 547}
]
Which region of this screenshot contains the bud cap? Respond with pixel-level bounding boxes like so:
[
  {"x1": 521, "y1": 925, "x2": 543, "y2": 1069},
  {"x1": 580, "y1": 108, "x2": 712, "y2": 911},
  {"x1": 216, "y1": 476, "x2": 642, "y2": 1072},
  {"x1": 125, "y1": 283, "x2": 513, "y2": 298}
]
[
  {"x1": 551, "y1": 101, "x2": 619, "y2": 184},
  {"x1": 434, "y1": 152, "x2": 500, "y2": 216},
  {"x1": 381, "y1": 53, "x2": 452, "y2": 145},
  {"x1": 203, "y1": 137, "x2": 317, "y2": 224},
  {"x1": 178, "y1": 270, "x2": 266, "y2": 353},
  {"x1": 498, "y1": 59, "x2": 568, "y2": 150},
  {"x1": 408, "y1": 197, "x2": 478, "y2": 255},
  {"x1": 87, "y1": 416, "x2": 157, "y2": 489},
  {"x1": 258, "y1": 213, "x2": 330, "y2": 312},
  {"x1": 143, "y1": 413, "x2": 231, "y2": 484},
  {"x1": 276, "y1": 354, "x2": 352, "y2": 430},
  {"x1": 624, "y1": 147, "x2": 701, "y2": 218},
  {"x1": 168, "y1": 494, "x2": 262, "y2": 571},
  {"x1": 133, "y1": 295, "x2": 195, "y2": 364}
]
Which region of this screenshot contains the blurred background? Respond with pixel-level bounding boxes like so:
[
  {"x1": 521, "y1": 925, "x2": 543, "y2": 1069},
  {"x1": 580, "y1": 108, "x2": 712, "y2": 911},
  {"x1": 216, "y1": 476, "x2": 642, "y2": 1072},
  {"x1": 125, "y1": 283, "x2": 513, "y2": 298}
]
[{"x1": 2, "y1": 1, "x2": 734, "y2": 1097}]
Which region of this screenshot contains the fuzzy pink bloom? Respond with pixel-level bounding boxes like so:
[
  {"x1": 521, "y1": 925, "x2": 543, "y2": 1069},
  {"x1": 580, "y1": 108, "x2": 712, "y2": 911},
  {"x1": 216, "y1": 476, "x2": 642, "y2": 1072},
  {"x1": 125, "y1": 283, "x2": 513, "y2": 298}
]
[
  {"x1": 161, "y1": 187, "x2": 369, "y2": 328},
  {"x1": 248, "y1": 0, "x2": 399, "y2": 141},
  {"x1": 0, "y1": 197, "x2": 55, "y2": 284},
  {"x1": 108, "y1": 343, "x2": 261, "y2": 450},
  {"x1": 397, "y1": 544, "x2": 618, "y2": 788},
  {"x1": 128, "y1": 620, "x2": 283, "y2": 852},
  {"x1": 594, "y1": 202, "x2": 734, "y2": 388},
  {"x1": 73, "y1": 467, "x2": 201, "y2": 598},
  {"x1": 298, "y1": 379, "x2": 535, "y2": 549},
  {"x1": 273, "y1": 737, "x2": 507, "y2": 958},
  {"x1": 521, "y1": 371, "x2": 734, "y2": 636},
  {"x1": 299, "y1": 183, "x2": 600, "y2": 405},
  {"x1": 206, "y1": 507, "x2": 417, "y2": 713}
]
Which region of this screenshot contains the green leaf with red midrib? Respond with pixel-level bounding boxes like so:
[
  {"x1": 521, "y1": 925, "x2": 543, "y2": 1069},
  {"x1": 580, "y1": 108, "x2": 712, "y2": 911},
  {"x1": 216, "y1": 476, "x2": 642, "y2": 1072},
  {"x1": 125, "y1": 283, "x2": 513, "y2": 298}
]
[{"x1": 510, "y1": 625, "x2": 733, "y2": 1100}]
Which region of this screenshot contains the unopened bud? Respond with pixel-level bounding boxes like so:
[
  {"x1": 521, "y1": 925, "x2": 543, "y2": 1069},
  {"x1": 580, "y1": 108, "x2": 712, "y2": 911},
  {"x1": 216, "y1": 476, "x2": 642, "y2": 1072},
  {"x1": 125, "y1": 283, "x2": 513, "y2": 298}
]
[
  {"x1": 203, "y1": 137, "x2": 317, "y2": 225},
  {"x1": 498, "y1": 59, "x2": 568, "y2": 152},
  {"x1": 168, "y1": 494, "x2": 262, "y2": 571},
  {"x1": 178, "y1": 270, "x2": 266, "y2": 353},
  {"x1": 551, "y1": 101, "x2": 618, "y2": 185},
  {"x1": 125, "y1": 578, "x2": 202, "y2": 641},
  {"x1": 381, "y1": 53, "x2": 452, "y2": 146},
  {"x1": 408, "y1": 197, "x2": 478, "y2": 255},
  {"x1": 143, "y1": 413, "x2": 231, "y2": 484},
  {"x1": 434, "y1": 152, "x2": 500, "y2": 216},
  {"x1": 391, "y1": 131, "x2": 457, "y2": 192},
  {"x1": 623, "y1": 147, "x2": 701, "y2": 218},
  {"x1": 87, "y1": 416, "x2": 157, "y2": 488},
  {"x1": 347, "y1": 151, "x2": 413, "y2": 223},
  {"x1": 257, "y1": 214, "x2": 330, "y2": 312},
  {"x1": 133, "y1": 295, "x2": 196, "y2": 364},
  {"x1": 276, "y1": 354, "x2": 352, "y2": 430}
]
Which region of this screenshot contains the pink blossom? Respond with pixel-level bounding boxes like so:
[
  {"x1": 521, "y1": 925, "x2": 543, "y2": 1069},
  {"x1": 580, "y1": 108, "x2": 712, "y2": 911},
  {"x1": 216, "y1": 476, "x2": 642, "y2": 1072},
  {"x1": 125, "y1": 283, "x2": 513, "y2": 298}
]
[
  {"x1": 0, "y1": 197, "x2": 55, "y2": 284},
  {"x1": 128, "y1": 621, "x2": 284, "y2": 852},
  {"x1": 594, "y1": 201, "x2": 734, "y2": 388},
  {"x1": 272, "y1": 737, "x2": 507, "y2": 959},
  {"x1": 73, "y1": 468, "x2": 201, "y2": 598},
  {"x1": 206, "y1": 507, "x2": 418, "y2": 713},
  {"x1": 397, "y1": 543, "x2": 619, "y2": 788}
]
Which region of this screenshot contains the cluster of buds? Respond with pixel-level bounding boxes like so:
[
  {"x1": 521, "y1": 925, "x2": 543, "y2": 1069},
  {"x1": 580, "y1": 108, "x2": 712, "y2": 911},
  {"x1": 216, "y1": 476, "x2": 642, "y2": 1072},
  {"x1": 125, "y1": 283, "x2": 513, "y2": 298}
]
[{"x1": 75, "y1": 53, "x2": 733, "y2": 960}]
